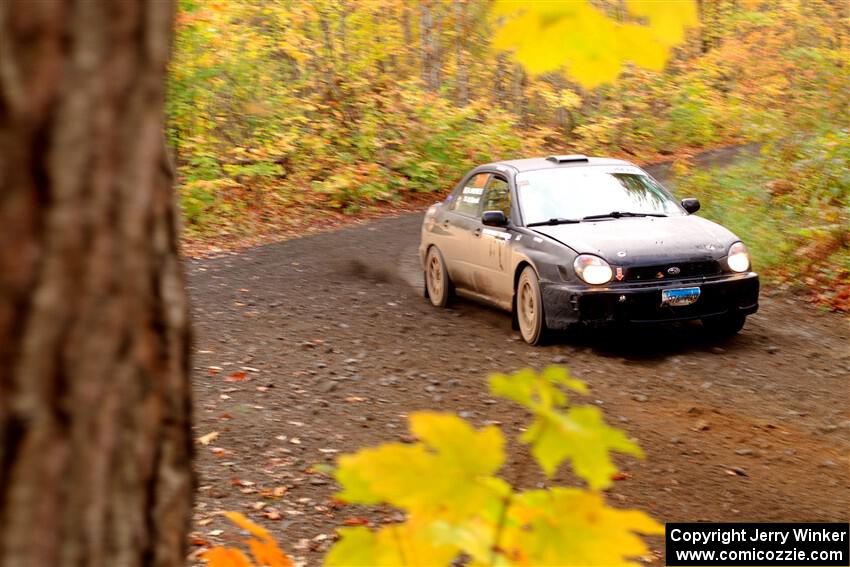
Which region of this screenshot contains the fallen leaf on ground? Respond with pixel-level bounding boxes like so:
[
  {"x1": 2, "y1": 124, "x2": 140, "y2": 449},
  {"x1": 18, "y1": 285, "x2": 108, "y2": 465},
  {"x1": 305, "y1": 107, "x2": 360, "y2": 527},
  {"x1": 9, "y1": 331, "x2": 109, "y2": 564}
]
[
  {"x1": 197, "y1": 431, "x2": 220, "y2": 446},
  {"x1": 224, "y1": 370, "x2": 247, "y2": 382}
]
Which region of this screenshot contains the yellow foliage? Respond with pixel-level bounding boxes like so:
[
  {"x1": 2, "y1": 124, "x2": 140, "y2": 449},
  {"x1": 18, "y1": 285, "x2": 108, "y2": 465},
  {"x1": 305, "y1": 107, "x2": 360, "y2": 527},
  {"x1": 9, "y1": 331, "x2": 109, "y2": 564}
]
[
  {"x1": 522, "y1": 405, "x2": 643, "y2": 488},
  {"x1": 326, "y1": 368, "x2": 659, "y2": 566},
  {"x1": 325, "y1": 521, "x2": 458, "y2": 566},
  {"x1": 503, "y1": 488, "x2": 664, "y2": 565},
  {"x1": 335, "y1": 412, "x2": 508, "y2": 520},
  {"x1": 204, "y1": 369, "x2": 665, "y2": 566},
  {"x1": 493, "y1": 0, "x2": 697, "y2": 87}
]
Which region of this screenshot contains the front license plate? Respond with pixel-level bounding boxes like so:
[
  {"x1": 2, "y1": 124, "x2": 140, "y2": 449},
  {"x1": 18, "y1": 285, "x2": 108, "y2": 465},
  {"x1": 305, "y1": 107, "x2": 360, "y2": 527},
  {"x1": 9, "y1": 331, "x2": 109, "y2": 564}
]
[{"x1": 661, "y1": 287, "x2": 700, "y2": 307}]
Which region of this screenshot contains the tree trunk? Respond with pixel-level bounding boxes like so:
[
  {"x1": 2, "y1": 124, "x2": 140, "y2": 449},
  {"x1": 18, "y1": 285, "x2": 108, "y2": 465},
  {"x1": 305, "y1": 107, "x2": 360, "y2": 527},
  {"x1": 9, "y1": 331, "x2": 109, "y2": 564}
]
[
  {"x1": 432, "y1": 6, "x2": 443, "y2": 92},
  {"x1": 420, "y1": 2, "x2": 433, "y2": 89},
  {"x1": 402, "y1": 5, "x2": 414, "y2": 75},
  {"x1": 319, "y1": 6, "x2": 338, "y2": 101},
  {"x1": 512, "y1": 64, "x2": 527, "y2": 125},
  {"x1": 0, "y1": 1, "x2": 192, "y2": 566},
  {"x1": 454, "y1": 0, "x2": 468, "y2": 106},
  {"x1": 420, "y1": 1, "x2": 442, "y2": 92}
]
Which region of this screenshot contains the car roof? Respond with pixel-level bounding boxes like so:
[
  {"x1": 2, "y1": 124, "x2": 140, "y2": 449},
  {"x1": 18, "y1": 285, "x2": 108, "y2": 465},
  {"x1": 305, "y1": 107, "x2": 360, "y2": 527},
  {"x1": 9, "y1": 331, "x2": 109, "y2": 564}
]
[{"x1": 482, "y1": 156, "x2": 634, "y2": 174}]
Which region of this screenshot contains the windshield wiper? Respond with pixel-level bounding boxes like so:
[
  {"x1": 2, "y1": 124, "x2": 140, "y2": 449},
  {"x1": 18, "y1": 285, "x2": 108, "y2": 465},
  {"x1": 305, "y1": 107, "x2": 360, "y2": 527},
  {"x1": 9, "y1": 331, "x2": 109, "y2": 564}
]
[
  {"x1": 582, "y1": 211, "x2": 667, "y2": 220},
  {"x1": 526, "y1": 217, "x2": 581, "y2": 227}
]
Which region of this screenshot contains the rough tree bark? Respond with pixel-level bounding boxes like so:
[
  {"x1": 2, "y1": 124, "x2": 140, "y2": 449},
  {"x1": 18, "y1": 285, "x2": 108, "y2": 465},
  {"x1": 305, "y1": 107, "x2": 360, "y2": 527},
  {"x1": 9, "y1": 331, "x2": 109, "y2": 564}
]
[{"x1": 0, "y1": 1, "x2": 192, "y2": 566}]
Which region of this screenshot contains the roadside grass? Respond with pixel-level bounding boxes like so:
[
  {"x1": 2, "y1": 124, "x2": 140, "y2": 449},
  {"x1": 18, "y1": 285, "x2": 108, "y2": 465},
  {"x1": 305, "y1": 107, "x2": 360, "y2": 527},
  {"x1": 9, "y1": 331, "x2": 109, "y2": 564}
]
[
  {"x1": 676, "y1": 155, "x2": 849, "y2": 311},
  {"x1": 678, "y1": 159, "x2": 790, "y2": 271}
]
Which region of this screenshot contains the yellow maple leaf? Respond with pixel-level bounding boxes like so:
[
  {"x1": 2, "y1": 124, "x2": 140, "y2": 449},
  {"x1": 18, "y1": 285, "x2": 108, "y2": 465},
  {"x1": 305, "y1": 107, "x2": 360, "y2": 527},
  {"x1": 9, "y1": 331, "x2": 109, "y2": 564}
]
[
  {"x1": 523, "y1": 405, "x2": 642, "y2": 488},
  {"x1": 489, "y1": 366, "x2": 587, "y2": 411},
  {"x1": 324, "y1": 521, "x2": 458, "y2": 567},
  {"x1": 336, "y1": 412, "x2": 508, "y2": 520},
  {"x1": 504, "y1": 488, "x2": 663, "y2": 566}
]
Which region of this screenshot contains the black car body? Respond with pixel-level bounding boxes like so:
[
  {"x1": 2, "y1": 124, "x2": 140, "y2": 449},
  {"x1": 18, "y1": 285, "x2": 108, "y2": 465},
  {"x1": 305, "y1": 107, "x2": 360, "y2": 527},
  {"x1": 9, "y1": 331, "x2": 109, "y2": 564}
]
[{"x1": 419, "y1": 155, "x2": 759, "y2": 344}]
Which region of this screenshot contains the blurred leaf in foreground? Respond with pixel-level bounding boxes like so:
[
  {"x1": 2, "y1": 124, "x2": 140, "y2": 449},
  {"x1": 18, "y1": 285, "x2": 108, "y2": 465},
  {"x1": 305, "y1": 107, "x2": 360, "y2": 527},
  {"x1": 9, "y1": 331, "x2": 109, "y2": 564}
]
[{"x1": 493, "y1": 0, "x2": 698, "y2": 87}]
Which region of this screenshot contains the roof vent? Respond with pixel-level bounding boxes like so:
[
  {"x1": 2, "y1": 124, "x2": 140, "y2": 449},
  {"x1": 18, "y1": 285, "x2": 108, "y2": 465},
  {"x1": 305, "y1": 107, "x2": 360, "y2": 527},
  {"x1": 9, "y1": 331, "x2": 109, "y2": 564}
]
[{"x1": 546, "y1": 154, "x2": 589, "y2": 163}]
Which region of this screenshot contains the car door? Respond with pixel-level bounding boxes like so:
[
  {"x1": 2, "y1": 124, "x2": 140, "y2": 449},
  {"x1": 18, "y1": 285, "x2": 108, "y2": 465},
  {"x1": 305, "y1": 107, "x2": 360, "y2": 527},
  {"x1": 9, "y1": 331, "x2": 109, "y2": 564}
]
[
  {"x1": 438, "y1": 172, "x2": 490, "y2": 291},
  {"x1": 469, "y1": 173, "x2": 514, "y2": 305}
]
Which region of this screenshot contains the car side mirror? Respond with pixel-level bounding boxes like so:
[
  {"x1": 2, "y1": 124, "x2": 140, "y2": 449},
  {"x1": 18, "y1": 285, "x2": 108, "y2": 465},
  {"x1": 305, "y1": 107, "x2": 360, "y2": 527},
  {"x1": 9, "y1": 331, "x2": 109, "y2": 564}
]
[
  {"x1": 681, "y1": 198, "x2": 701, "y2": 214},
  {"x1": 482, "y1": 210, "x2": 508, "y2": 227}
]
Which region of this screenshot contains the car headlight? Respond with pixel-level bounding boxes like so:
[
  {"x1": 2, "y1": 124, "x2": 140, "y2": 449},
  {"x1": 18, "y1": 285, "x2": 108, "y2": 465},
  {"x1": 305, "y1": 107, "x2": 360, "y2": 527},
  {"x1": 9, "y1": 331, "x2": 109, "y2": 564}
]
[
  {"x1": 574, "y1": 254, "x2": 613, "y2": 285},
  {"x1": 727, "y1": 241, "x2": 750, "y2": 272}
]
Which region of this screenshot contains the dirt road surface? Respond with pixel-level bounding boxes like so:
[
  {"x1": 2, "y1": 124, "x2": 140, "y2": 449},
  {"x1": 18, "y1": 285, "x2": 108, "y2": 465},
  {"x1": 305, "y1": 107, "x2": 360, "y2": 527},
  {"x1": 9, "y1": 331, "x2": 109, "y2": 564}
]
[{"x1": 189, "y1": 212, "x2": 849, "y2": 565}]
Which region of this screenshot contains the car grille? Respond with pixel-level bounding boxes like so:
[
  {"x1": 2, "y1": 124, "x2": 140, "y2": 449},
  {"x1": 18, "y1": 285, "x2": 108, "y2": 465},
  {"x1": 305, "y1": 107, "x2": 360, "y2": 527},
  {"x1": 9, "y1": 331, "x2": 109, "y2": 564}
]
[{"x1": 625, "y1": 260, "x2": 721, "y2": 281}]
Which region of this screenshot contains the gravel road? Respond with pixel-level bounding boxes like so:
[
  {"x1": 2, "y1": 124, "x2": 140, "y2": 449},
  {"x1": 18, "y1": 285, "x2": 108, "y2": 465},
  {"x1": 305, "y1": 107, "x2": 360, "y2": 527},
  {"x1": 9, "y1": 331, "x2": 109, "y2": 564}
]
[{"x1": 188, "y1": 209, "x2": 849, "y2": 565}]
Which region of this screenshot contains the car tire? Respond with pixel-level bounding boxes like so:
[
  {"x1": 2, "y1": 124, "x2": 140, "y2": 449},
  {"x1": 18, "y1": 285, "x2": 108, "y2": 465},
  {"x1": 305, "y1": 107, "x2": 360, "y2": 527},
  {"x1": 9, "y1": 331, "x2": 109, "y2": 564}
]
[
  {"x1": 516, "y1": 266, "x2": 547, "y2": 345},
  {"x1": 702, "y1": 313, "x2": 746, "y2": 337},
  {"x1": 425, "y1": 246, "x2": 451, "y2": 308}
]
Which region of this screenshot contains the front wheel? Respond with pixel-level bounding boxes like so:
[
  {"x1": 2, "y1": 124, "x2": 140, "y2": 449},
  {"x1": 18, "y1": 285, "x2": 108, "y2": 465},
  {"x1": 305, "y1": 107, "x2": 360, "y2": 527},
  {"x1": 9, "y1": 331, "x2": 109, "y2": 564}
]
[
  {"x1": 516, "y1": 266, "x2": 547, "y2": 345},
  {"x1": 702, "y1": 313, "x2": 746, "y2": 337},
  {"x1": 425, "y1": 247, "x2": 451, "y2": 308}
]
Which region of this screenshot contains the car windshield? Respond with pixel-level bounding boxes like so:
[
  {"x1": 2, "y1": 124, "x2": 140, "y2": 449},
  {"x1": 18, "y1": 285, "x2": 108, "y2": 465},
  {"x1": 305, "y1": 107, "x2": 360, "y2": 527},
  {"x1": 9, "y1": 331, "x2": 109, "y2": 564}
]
[{"x1": 516, "y1": 165, "x2": 684, "y2": 225}]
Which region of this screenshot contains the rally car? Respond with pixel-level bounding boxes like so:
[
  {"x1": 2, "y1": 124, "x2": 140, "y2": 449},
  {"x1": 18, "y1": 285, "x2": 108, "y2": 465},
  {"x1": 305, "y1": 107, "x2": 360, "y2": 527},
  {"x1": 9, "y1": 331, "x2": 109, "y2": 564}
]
[{"x1": 419, "y1": 155, "x2": 759, "y2": 345}]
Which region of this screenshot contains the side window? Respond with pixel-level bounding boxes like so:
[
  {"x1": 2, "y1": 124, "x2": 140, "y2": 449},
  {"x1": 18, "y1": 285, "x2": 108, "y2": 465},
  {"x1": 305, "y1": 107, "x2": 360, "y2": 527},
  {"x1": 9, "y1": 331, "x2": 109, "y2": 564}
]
[
  {"x1": 481, "y1": 175, "x2": 511, "y2": 221},
  {"x1": 450, "y1": 173, "x2": 489, "y2": 216}
]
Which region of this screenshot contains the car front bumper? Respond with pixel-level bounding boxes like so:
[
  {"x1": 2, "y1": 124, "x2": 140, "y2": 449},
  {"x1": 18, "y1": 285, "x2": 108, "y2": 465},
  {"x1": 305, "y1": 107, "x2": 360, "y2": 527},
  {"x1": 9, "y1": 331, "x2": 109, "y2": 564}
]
[{"x1": 540, "y1": 272, "x2": 759, "y2": 329}]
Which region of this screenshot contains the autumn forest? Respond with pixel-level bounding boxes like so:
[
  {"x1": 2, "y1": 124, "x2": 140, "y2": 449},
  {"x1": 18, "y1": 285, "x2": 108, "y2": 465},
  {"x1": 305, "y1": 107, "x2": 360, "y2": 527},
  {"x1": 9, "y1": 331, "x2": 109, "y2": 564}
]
[
  {"x1": 168, "y1": 0, "x2": 848, "y2": 308},
  {"x1": 1, "y1": 1, "x2": 848, "y2": 566}
]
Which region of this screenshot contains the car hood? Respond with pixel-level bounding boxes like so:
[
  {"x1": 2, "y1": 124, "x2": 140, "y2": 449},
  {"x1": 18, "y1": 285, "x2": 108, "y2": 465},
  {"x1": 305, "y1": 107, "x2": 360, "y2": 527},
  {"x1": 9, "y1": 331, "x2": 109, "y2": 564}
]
[{"x1": 531, "y1": 216, "x2": 738, "y2": 265}]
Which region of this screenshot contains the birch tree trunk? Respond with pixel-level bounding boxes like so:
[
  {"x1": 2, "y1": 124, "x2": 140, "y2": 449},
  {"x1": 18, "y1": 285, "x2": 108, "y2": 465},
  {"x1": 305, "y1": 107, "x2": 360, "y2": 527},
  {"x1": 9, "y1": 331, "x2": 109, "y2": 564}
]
[{"x1": 0, "y1": 1, "x2": 192, "y2": 566}]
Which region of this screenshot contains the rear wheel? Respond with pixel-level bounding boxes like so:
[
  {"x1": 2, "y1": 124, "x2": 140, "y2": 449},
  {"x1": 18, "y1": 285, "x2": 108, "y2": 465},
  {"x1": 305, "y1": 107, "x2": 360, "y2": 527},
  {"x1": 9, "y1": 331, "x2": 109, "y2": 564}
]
[
  {"x1": 425, "y1": 247, "x2": 451, "y2": 308},
  {"x1": 516, "y1": 266, "x2": 547, "y2": 345},
  {"x1": 702, "y1": 313, "x2": 746, "y2": 337}
]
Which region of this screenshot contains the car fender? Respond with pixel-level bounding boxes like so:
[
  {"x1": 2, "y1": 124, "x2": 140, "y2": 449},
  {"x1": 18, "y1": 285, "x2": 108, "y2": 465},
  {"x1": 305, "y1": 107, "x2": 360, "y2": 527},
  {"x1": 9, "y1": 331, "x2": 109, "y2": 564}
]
[{"x1": 511, "y1": 229, "x2": 580, "y2": 285}]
